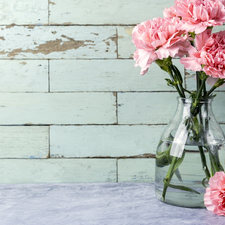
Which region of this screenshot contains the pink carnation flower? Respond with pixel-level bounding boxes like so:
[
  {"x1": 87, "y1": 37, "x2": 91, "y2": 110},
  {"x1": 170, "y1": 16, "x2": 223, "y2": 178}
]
[
  {"x1": 204, "y1": 171, "x2": 225, "y2": 216},
  {"x1": 132, "y1": 17, "x2": 191, "y2": 75},
  {"x1": 180, "y1": 29, "x2": 225, "y2": 79},
  {"x1": 172, "y1": 0, "x2": 225, "y2": 34},
  {"x1": 163, "y1": 6, "x2": 177, "y2": 18}
]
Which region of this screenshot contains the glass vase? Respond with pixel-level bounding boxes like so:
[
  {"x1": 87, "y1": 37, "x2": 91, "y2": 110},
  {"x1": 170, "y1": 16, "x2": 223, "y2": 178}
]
[{"x1": 155, "y1": 97, "x2": 225, "y2": 208}]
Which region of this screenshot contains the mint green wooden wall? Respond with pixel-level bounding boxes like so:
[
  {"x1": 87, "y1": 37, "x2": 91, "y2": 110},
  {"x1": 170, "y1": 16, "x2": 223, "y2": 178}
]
[{"x1": 0, "y1": 0, "x2": 224, "y2": 183}]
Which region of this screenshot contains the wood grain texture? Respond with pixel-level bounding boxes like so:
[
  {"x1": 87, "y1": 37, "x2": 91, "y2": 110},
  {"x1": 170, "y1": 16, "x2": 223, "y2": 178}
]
[
  {"x1": 49, "y1": 0, "x2": 174, "y2": 24},
  {"x1": 0, "y1": 159, "x2": 117, "y2": 183},
  {"x1": 118, "y1": 92, "x2": 178, "y2": 125},
  {"x1": 50, "y1": 60, "x2": 173, "y2": 92},
  {"x1": 0, "y1": 0, "x2": 48, "y2": 25},
  {"x1": 118, "y1": 92, "x2": 225, "y2": 124},
  {"x1": 118, "y1": 158, "x2": 155, "y2": 182},
  {"x1": 0, "y1": 60, "x2": 48, "y2": 92},
  {"x1": 0, "y1": 126, "x2": 49, "y2": 158},
  {"x1": 118, "y1": 26, "x2": 135, "y2": 59},
  {"x1": 0, "y1": 93, "x2": 116, "y2": 125},
  {"x1": 50, "y1": 125, "x2": 165, "y2": 158},
  {"x1": 0, "y1": 26, "x2": 117, "y2": 59}
]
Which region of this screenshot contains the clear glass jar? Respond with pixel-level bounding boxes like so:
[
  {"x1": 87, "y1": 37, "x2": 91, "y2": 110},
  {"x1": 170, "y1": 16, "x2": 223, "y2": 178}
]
[{"x1": 155, "y1": 97, "x2": 225, "y2": 208}]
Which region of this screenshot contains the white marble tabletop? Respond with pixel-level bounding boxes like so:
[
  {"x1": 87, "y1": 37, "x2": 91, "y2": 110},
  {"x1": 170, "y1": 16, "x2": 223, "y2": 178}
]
[{"x1": 0, "y1": 183, "x2": 224, "y2": 225}]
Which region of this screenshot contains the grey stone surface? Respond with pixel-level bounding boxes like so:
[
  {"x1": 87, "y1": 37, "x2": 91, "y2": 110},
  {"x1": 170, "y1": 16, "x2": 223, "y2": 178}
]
[{"x1": 0, "y1": 183, "x2": 224, "y2": 225}]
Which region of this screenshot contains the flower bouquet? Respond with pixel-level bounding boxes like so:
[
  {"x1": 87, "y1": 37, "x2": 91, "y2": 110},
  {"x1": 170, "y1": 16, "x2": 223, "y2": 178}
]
[{"x1": 132, "y1": 0, "x2": 225, "y2": 214}]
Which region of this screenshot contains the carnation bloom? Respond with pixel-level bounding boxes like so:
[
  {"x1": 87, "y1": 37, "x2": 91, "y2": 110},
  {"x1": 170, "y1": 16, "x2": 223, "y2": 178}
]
[
  {"x1": 163, "y1": 6, "x2": 177, "y2": 18},
  {"x1": 204, "y1": 171, "x2": 225, "y2": 216},
  {"x1": 132, "y1": 17, "x2": 191, "y2": 75},
  {"x1": 169, "y1": 0, "x2": 225, "y2": 34},
  {"x1": 180, "y1": 29, "x2": 225, "y2": 79}
]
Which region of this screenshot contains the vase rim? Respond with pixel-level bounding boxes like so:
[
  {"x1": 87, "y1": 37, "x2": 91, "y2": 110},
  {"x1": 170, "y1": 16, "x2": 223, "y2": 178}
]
[{"x1": 177, "y1": 97, "x2": 213, "y2": 103}]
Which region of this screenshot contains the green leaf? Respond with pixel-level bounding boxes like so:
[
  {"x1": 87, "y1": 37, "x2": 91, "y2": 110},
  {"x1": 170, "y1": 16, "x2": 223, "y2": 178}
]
[
  {"x1": 202, "y1": 177, "x2": 208, "y2": 188},
  {"x1": 165, "y1": 78, "x2": 175, "y2": 87},
  {"x1": 163, "y1": 180, "x2": 201, "y2": 195},
  {"x1": 172, "y1": 151, "x2": 185, "y2": 174},
  {"x1": 174, "y1": 168, "x2": 182, "y2": 182},
  {"x1": 156, "y1": 144, "x2": 173, "y2": 167}
]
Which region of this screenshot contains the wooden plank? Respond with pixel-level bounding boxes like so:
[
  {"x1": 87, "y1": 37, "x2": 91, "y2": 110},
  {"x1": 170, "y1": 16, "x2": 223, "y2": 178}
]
[
  {"x1": 0, "y1": 0, "x2": 48, "y2": 25},
  {"x1": 0, "y1": 60, "x2": 48, "y2": 92},
  {"x1": 50, "y1": 125, "x2": 165, "y2": 157},
  {"x1": 49, "y1": 0, "x2": 174, "y2": 25},
  {"x1": 0, "y1": 26, "x2": 117, "y2": 59},
  {"x1": 118, "y1": 159, "x2": 155, "y2": 182},
  {"x1": 0, "y1": 159, "x2": 117, "y2": 183},
  {"x1": 118, "y1": 26, "x2": 135, "y2": 59},
  {"x1": 50, "y1": 60, "x2": 173, "y2": 92},
  {"x1": 118, "y1": 92, "x2": 178, "y2": 125},
  {"x1": 118, "y1": 91, "x2": 225, "y2": 124},
  {"x1": 118, "y1": 92, "x2": 225, "y2": 124},
  {"x1": 0, "y1": 93, "x2": 116, "y2": 125},
  {"x1": 0, "y1": 126, "x2": 49, "y2": 159}
]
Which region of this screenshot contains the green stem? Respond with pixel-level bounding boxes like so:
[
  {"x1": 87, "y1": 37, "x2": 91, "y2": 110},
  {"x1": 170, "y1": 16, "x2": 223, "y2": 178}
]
[
  {"x1": 195, "y1": 76, "x2": 207, "y2": 100},
  {"x1": 162, "y1": 156, "x2": 177, "y2": 201},
  {"x1": 198, "y1": 146, "x2": 211, "y2": 180},
  {"x1": 170, "y1": 65, "x2": 186, "y2": 98},
  {"x1": 206, "y1": 78, "x2": 225, "y2": 97},
  {"x1": 183, "y1": 88, "x2": 192, "y2": 94}
]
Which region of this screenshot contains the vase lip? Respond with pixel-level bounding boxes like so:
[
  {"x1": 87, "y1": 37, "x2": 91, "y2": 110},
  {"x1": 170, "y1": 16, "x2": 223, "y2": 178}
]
[{"x1": 177, "y1": 97, "x2": 213, "y2": 103}]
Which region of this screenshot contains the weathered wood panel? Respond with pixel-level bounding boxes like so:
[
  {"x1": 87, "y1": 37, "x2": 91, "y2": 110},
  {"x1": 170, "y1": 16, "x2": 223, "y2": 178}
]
[
  {"x1": 0, "y1": 159, "x2": 117, "y2": 183},
  {"x1": 118, "y1": 26, "x2": 135, "y2": 59},
  {"x1": 0, "y1": 26, "x2": 117, "y2": 59},
  {"x1": 0, "y1": 126, "x2": 49, "y2": 158},
  {"x1": 118, "y1": 92, "x2": 178, "y2": 125},
  {"x1": 50, "y1": 60, "x2": 173, "y2": 92},
  {"x1": 50, "y1": 125, "x2": 165, "y2": 158},
  {"x1": 0, "y1": 93, "x2": 116, "y2": 124},
  {"x1": 118, "y1": 92, "x2": 225, "y2": 124},
  {"x1": 0, "y1": 60, "x2": 48, "y2": 92},
  {"x1": 49, "y1": 0, "x2": 174, "y2": 24},
  {"x1": 0, "y1": 0, "x2": 48, "y2": 25},
  {"x1": 118, "y1": 159, "x2": 155, "y2": 182}
]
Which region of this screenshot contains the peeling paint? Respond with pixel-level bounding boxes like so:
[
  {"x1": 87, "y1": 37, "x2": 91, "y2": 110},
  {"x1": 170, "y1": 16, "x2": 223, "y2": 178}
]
[
  {"x1": 19, "y1": 62, "x2": 27, "y2": 65},
  {"x1": 118, "y1": 35, "x2": 124, "y2": 39},
  {"x1": 0, "y1": 36, "x2": 5, "y2": 41},
  {"x1": 5, "y1": 23, "x2": 16, "y2": 29},
  {"x1": 24, "y1": 122, "x2": 34, "y2": 126},
  {"x1": 0, "y1": 38, "x2": 95, "y2": 57},
  {"x1": 105, "y1": 36, "x2": 117, "y2": 44},
  {"x1": 185, "y1": 70, "x2": 195, "y2": 79},
  {"x1": 26, "y1": 25, "x2": 35, "y2": 29},
  {"x1": 125, "y1": 27, "x2": 134, "y2": 36},
  {"x1": 105, "y1": 41, "x2": 110, "y2": 46},
  {"x1": 49, "y1": 0, "x2": 56, "y2": 5},
  {"x1": 0, "y1": 26, "x2": 117, "y2": 58}
]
